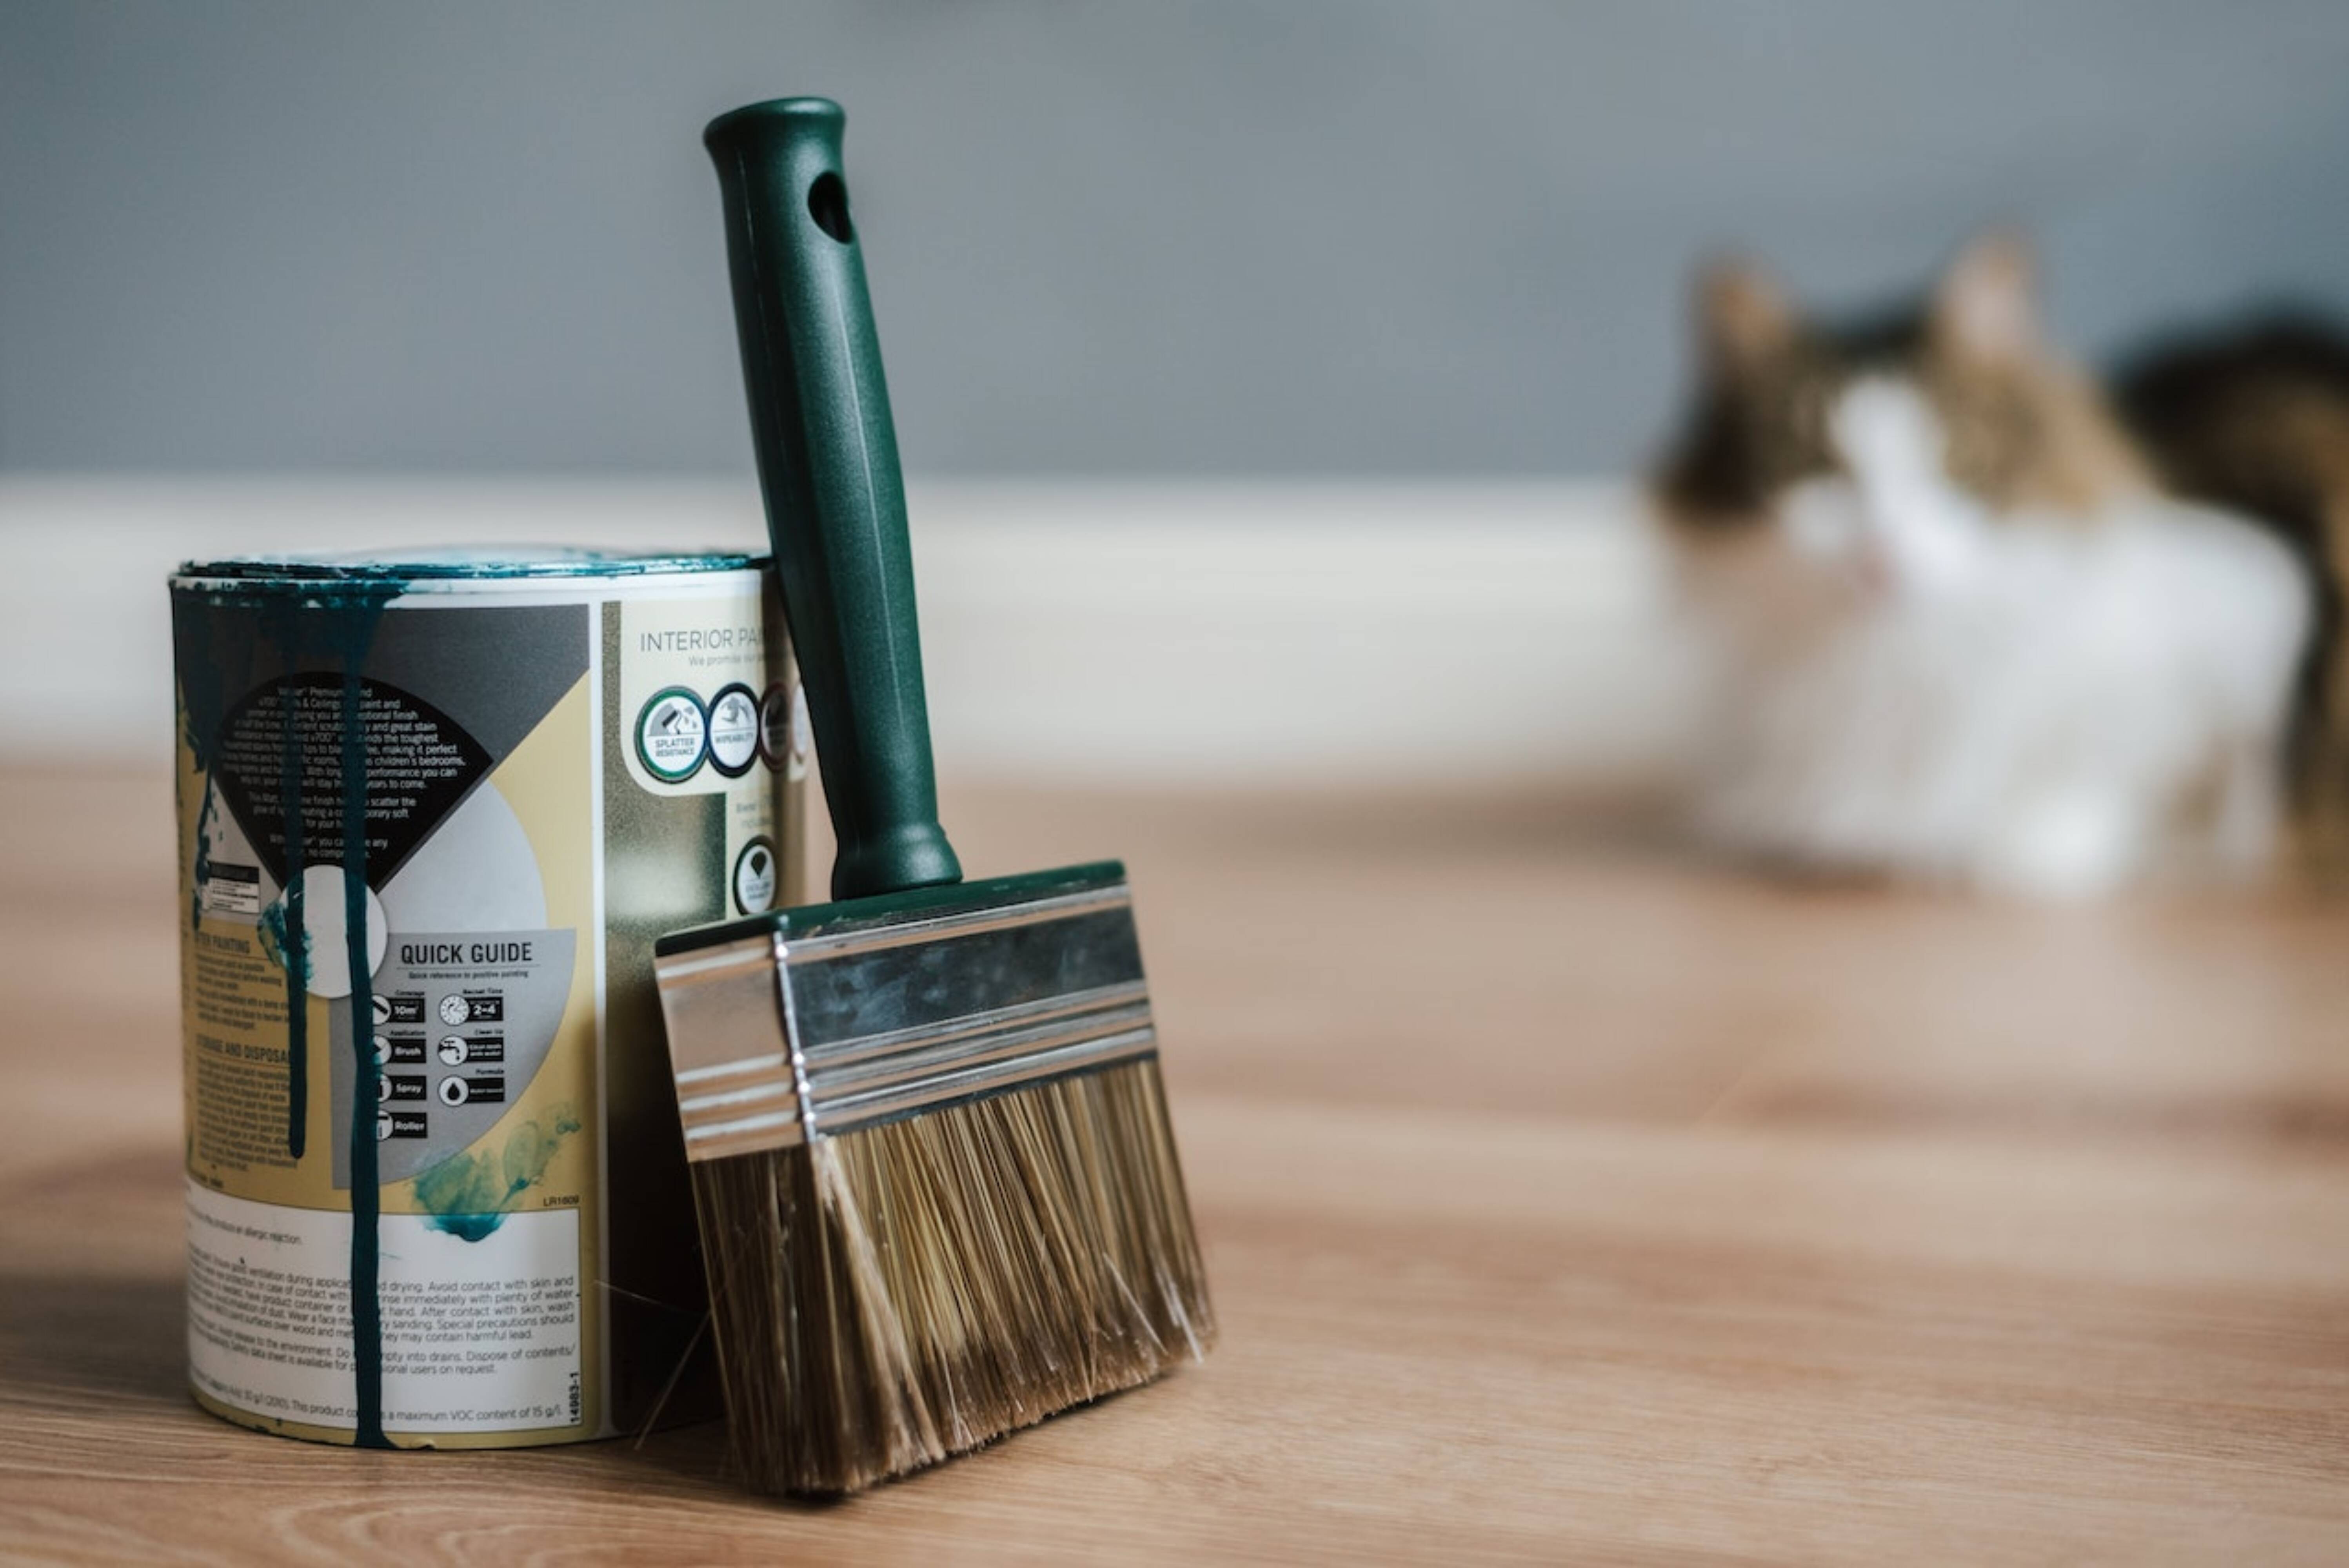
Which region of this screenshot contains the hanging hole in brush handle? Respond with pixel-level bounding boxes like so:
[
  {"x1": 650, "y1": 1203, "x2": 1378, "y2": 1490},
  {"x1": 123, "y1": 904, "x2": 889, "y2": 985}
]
[
  {"x1": 806, "y1": 172, "x2": 854, "y2": 243},
  {"x1": 705, "y1": 97, "x2": 962, "y2": 901}
]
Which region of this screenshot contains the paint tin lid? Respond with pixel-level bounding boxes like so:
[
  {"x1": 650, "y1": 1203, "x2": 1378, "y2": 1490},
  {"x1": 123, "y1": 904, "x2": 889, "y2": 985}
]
[{"x1": 172, "y1": 546, "x2": 767, "y2": 590}]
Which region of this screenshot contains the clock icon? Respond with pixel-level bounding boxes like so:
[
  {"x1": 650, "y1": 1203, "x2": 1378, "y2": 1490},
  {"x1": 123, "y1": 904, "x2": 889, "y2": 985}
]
[{"x1": 438, "y1": 995, "x2": 471, "y2": 1026}]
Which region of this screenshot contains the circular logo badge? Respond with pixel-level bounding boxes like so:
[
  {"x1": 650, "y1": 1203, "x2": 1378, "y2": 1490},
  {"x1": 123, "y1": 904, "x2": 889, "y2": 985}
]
[
  {"x1": 758, "y1": 682, "x2": 792, "y2": 770},
  {"x1": 733, "y1": 835, "x2": 779, "y2": 915},
  {"x1": 707, "y1": 683, "x2": 760, "y2": 777},
  {"x1": 438, "y1": 1076, "x2": 471, "y2": 1107},
  {"x1": 636, "y1": 687, "x2": 709, "y2": 782}
]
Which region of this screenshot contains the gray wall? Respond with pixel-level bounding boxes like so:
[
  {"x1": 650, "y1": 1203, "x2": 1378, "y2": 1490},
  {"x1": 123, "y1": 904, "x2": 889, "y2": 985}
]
[{"x1": 6, "y1": 0, "x2": 2349, "y2": 477}]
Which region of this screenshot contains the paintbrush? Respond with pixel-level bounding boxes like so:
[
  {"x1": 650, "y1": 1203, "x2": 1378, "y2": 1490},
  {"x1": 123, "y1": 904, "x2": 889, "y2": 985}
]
[{"x1": 652, "y1": 96, "x2": 1214, "y2": 1496}]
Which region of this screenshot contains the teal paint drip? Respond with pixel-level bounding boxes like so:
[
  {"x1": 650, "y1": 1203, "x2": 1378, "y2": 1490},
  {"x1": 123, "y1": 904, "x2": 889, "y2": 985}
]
[
  {"x1": 179, "y1": 572, "x2": 397, "y2": 1444},
  {"x1": 174, "y1": 598, "x2": 263, "y2": 933},
  {"x1": 334, "y1": 610, "x2": 390, "y2": 1451},
  {"x1": 278, "y1": 673, "x2": 307, "y2": 1160},
  {"x1": 188, "y1": 789, "x2": 217, "y2": 935},
  {"x1": 257, "y1": 592, "x2": 317, "y2": 1164}
]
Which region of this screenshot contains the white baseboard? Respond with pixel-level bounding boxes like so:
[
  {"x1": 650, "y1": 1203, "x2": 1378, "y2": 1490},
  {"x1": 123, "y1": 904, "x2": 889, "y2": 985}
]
[{"x1": 0, "y1": 476, "x2": 1695, "y2": 786}]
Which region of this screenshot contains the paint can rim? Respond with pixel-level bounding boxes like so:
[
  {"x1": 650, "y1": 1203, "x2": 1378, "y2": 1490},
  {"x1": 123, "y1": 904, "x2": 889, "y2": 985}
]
[{"x1": 172, "y1": 546, "x2": 768, "y2": 590}]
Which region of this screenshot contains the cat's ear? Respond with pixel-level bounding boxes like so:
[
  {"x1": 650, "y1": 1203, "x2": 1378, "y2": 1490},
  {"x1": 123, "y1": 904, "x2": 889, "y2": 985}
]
[
  {"x1": 1695, "y1": 257, "x2": 1795, "y2": 371},
  {"x1": 1933, "y1": 231, "x2": 2038, "y2": 363}
]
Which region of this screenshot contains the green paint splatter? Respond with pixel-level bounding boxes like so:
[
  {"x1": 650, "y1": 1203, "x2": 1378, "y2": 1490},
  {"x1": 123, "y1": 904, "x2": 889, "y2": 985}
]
[
  {"x1": 188, "y1": 786, "x2": 217, "y2": 933},
  {"x1": 254, "y1": 897, "x2": 312, "y2": 981},
  {"x1": 412, "y1": 1105, "x2": 584, "y2": 1243}
]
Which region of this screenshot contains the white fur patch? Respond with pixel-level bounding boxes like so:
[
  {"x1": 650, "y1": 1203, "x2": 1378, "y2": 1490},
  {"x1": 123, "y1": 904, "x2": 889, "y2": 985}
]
[
  {"x1": 1677, "y1": 376, "x2": 2311, "y2": 898},
  {"x1": 1778, "y1": 380, "x2": 1991, "y2": 599}
]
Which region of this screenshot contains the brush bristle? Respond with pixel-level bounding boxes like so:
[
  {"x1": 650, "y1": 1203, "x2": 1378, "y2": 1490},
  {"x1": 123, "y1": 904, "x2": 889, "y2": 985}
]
[{"x1": 689, "y1": 1057, "x2": 1214, "y2": 1495}]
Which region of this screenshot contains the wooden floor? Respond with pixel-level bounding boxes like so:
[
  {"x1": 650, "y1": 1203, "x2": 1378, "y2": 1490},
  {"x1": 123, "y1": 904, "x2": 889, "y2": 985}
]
[{"x1": 3, "y1": 767, "x2": 2346, "y2": 1563}]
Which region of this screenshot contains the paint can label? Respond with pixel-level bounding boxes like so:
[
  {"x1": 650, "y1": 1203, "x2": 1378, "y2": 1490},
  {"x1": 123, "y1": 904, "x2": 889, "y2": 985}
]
[{"x1": 172, "y1": 557, "x2": 802, "y2": 1448}]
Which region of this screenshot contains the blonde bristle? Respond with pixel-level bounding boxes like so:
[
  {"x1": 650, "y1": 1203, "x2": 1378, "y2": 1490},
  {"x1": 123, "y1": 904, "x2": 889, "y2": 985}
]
[{"x1": 690, "y1": 1058, "x2": 1215, "y2": 1495}]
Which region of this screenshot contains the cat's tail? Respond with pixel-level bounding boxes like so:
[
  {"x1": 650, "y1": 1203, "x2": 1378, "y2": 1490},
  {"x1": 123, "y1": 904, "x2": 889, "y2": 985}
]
[{"x1": 2118, "y1": 315, "x2": 2349, "y2": 875}]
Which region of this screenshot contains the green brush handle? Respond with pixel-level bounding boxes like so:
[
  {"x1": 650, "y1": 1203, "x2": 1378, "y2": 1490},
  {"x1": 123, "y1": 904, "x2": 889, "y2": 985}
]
[{"x1": 706, "y1": 97, "x2": 963, "y2": 900}]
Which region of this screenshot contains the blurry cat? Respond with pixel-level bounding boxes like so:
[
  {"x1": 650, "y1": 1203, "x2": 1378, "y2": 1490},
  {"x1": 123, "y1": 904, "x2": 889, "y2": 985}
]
[{"x1": 1651, "y1": 234, "x2": 2349, "y2": 896}]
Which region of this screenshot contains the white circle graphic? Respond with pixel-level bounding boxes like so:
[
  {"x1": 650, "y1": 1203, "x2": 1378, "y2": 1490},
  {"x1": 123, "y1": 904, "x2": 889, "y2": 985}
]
[
  {"x1": 708, "y1": 686, "x2": 760, "y2": 776},
  {"x1": 379, "y1": 778, "x2": 547, "y2": 933},
  {"x1": 271, "y1": 863, "x2": 387, "y2": 1000},
  {"x1": 637, "y1": 689, "x2": 708, "y2": 781}
]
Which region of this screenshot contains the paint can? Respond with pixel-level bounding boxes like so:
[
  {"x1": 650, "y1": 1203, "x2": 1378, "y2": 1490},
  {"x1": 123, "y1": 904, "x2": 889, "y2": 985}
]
[{"x1": 171, "y1": 548, "x2": 807, "y2": 1448}]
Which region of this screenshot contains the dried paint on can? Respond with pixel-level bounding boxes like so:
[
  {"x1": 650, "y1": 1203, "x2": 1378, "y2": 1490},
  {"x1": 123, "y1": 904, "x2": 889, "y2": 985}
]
[{"x1": 171, "y1": 549, "x2": 808, "y2": 1448}]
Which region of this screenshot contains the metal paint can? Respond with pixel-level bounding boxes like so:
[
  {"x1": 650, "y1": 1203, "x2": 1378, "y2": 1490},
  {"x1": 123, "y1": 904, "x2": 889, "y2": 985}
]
[{"x1": 170, "y1": 549, "x2": 806, "y2": 1448}]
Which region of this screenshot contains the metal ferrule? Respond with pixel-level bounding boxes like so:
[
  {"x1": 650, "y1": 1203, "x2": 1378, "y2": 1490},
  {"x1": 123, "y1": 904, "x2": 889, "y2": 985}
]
[{"x1": 655, "y1": 875, "x2": 1157, "y2": 1163}]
